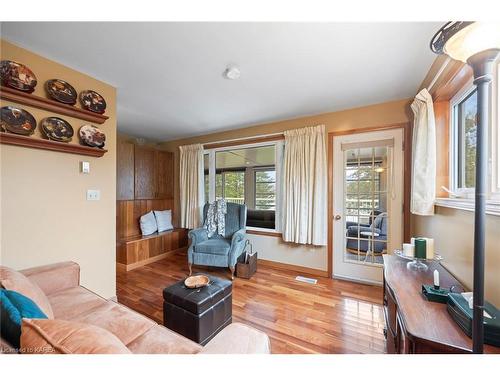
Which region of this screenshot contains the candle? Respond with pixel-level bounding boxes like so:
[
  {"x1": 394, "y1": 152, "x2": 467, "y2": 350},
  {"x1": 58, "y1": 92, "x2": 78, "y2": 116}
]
[
  {"x1": 426, "y1": 238, "x2": 435, "y2": 259},
  {"x1": 434, "y1": 270, "x2": 440, "y2": 289},
  {"x1": 403, "y1": 243, "x2": 415, "y2": 257},
  {"x1": 414, "y1": 238, "x2": 427, "y2": 259}
]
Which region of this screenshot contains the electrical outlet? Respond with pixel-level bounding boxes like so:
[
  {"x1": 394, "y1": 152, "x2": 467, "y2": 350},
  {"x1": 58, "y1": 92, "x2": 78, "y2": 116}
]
[{"x1": 86, "y1": 189, "x2": 100, "y2": 201}]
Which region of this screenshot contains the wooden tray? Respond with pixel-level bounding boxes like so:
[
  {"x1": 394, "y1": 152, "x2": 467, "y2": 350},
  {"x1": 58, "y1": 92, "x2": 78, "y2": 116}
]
[{"x1": 184, "y1": 275, "x2": 210, "y2": 289}]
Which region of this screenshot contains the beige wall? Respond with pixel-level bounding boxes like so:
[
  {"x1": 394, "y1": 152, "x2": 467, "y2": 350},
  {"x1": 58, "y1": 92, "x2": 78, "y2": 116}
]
[
  {"x1": 413, "y1": 208, "x2": 500, "y2": 306},
  {"x1": 0, "y1": 40, "x2": 117, "y2": 298},
  {"x1": 161, "y1": 99, "x2": 412, "y2": 271}
]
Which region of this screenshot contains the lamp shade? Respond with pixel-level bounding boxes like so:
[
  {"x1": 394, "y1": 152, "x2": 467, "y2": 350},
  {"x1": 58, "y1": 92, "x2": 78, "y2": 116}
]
[{"x1": 431, "y1": 22, "x2": 500, "y2": 62}]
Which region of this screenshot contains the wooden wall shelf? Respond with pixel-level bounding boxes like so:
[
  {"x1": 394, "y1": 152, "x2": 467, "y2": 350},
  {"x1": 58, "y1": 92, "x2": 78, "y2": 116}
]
[
  {"x1": 0, "y1": 86, "x2": 109, "y2": 124},
  {"x1": 0, "y1": 132, "x2": 107, "y2": 157}
]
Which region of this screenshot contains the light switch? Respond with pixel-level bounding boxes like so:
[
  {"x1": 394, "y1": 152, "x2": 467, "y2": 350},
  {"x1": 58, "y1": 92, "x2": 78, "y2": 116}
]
[
  {"x1": 86, "y1": 189, "x2": 100, "y2": 201},
  {"x1": 81, "y1": 161, "x2": 90, "y2": 174}
]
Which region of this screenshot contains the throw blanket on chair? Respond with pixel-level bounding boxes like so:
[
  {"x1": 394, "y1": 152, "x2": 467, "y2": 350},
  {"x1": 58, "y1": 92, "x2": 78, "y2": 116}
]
[{"x1": 204, "y1": 199, "x2": 227, "y2": 238}]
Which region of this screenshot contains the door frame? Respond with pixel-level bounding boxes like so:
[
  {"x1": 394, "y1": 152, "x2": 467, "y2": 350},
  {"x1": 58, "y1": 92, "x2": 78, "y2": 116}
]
[{"x1": 327, "y1": 122, "x2": 412, "y2": 278}]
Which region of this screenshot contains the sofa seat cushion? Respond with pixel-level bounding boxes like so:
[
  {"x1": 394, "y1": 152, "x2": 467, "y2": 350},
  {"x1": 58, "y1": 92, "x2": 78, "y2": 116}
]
[
  {"x1": 126, "y1": 325, "x2": 202, "y2": 354},
  {"x1": 47, "y1": 287, "x2": 106, "y2": 321},
  {"x1": 0, "y1": 266, "x2": 54, "y2": 319},
  {"x1": 21, "y1": 318, "x2": 131, "y2": 354},
  {"x1": 199, "y1": 323, "x2": 271, "y2": 354},
  {"x1": 72, "y1": 301, "x2": 155, "y2": 345},
  {"x1": 195, "y1": 239, "x2": 231, "y2": 255}
]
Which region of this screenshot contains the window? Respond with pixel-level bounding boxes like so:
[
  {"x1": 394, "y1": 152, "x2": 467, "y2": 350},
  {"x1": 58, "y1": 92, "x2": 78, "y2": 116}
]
[
  {"x1": 254, "y1": 170, "x2": 276, "y2": 210},
  {"x1": 450, "y1": 85, "x2": 478, "y2": 195},
  {"x1": 453, "y1": 88, "x2": 478, "y2": 190},
  {"x1": 203, "y1": 141, "x2": 283, "y2": 230}
]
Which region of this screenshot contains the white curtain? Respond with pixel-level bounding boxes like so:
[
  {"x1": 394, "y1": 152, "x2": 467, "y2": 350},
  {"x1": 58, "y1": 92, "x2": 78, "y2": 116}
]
[
  {"x1": 282, "y1": 125, "x2": 327, "y2": 246},
  {"x1": 179, "y1": 144, "x2": 204, "y2": 229},
  {"x1": 411, "y1": 88, "x2": 436, "y2": 216}
]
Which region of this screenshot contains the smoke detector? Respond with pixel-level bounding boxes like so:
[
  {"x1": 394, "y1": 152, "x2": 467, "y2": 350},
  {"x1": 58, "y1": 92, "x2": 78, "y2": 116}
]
[{"x1": 223, "y1": 65, "x2": 241, "y2": 80}]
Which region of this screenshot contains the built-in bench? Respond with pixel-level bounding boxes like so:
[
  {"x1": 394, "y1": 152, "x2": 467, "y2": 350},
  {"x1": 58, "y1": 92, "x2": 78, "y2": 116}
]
[
  {"x1": 116, "y1": 199, "x2": 188, "y2": 271},
  {"x1": 116, "y1": 228, "x2": 188, "y2": 271}
]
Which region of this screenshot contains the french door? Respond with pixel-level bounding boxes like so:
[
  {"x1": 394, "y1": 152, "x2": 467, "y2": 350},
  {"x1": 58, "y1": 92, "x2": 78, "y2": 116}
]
[{"x1": 332, "y1": 129, "x2": 404, "y2": 284}]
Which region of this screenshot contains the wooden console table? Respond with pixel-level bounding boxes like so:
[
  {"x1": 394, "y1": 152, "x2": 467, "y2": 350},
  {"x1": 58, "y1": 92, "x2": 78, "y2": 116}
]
[{"x1": 383, "y1": 255, "x2": 500, "y2": 353}]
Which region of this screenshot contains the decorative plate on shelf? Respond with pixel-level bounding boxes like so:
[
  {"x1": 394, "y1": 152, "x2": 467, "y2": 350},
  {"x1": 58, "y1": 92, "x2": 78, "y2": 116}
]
[
  {"x1": 79, "y1": 90, "x2": 106, "y2": 114},
  {"x1": 79, "y1": 124, "x2": 105, "y2": 148},
  {"x1": 0, "y1": 60, "x2": 38, "y2": 93},
  {"x1": 45, "y1": 79, "x2": 77, "y2": 105},
  {"x1": 41, "y1": 117, "x2": 74, "y2": 142},
  {"x1": 0, "y1": 106, "x2": 37, "y2": 136}
]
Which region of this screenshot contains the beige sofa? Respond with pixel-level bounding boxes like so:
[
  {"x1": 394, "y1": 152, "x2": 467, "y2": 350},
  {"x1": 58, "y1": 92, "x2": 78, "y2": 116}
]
[{"x1": 1, "y1": 261, "x2": 270, "y2": 354}]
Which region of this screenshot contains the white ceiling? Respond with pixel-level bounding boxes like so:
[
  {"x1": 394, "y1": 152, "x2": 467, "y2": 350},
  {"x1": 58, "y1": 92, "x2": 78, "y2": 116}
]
[{"x1": 1, "y1": 22, "x2": 440, "y2": 141}]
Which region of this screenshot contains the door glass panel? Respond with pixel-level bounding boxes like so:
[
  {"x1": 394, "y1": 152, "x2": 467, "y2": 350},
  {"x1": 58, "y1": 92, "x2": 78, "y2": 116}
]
[{"x1": 343, "y1": 146, "x2": 389, "y2": 265}]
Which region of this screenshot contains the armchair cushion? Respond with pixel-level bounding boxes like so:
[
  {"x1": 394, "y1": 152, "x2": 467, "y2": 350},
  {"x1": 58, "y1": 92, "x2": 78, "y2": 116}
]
[
  {"x1": 195, "y1": 239, "x2": 231, "y2": 256},
  {"x1": 347, "y1": 226, "x2": 381, "y2": 237}
]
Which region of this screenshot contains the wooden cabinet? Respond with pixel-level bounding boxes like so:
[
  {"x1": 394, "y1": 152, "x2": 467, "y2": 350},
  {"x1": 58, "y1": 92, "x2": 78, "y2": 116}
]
[
  {"x1": 117, "y1": 141, "x2": 135, "y2": 200},
  {"x1": 116, "y1": 140, "x2": 174, "y2": 200},
  {"x1": 383, "y1": 255, "x2": 500, "y2": 354},
  {"x1": 134, "y1": 146, "x2": 158, "y2": 199},
  {"x1": 157, "y1": 150, "x2": 174, "y2": 199}
]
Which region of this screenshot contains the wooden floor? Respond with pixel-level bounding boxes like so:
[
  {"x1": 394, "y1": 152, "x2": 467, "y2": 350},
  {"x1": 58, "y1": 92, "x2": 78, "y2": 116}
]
[{"x1": 116, "y1": 251, "x2": 386, "y2": 354}]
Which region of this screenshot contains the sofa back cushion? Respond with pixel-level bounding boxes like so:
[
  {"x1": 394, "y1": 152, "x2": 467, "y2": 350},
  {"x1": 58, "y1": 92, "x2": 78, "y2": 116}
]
[
  {"x1": 0, "y1": 289, "x2": 48, "y2": 349},
  {"x1": 21, "y1": 319, "x2": 131, "y2": 354},
  {"x1": 0, "y1": 266, "x2": 54, "y2": 319}
]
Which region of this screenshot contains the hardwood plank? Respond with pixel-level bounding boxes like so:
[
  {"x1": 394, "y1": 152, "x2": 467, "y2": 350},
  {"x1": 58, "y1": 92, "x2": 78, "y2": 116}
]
[{"x1": 116, "y1": 251, "x2": 386, "y2": 354}]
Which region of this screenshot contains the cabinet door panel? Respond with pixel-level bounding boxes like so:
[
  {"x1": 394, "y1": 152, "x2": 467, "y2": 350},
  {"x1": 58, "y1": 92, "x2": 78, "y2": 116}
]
[
  {"x1": 134, "y1": 146, "x2": 157, "y2": 199},
  {"x1": 157, "y1": 151, "x2": 174, "y2": 199},
  {"x1": 117, "y1": 141, "x2": 134, "y2": 200}
]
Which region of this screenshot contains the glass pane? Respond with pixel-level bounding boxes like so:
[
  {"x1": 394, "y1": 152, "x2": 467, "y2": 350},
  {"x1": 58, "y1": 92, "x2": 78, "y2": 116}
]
[
  {"x1": 343, "y1": 144, "x2": 389, "y2": 267},
  {"x1": 214, "y1": 145, "x2": 276, "y2": 229},
  {"x1": 204, "y1": 154, "x2": 209, "y2": 203},
  {"x1": 459, "y1": 90, "x2": 477, "y2": 188}
]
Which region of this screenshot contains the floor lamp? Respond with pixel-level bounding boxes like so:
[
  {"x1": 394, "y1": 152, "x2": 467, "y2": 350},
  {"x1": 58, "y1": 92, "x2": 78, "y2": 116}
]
[{"x1": 430, "y1": 22, "x2": 500, "y2": 353}]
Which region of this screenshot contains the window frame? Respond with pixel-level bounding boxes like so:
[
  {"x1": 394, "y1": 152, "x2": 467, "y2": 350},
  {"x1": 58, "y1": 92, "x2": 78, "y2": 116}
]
[
  {"x1": 449, "y1": 82, "x2": 478, "y2": 198},
  {"x1": 203, "y1": 139, "x2": 284, "y2": 233}
]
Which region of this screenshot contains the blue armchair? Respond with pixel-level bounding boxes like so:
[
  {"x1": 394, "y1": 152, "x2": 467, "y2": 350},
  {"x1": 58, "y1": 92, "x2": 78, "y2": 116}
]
[{"x1": 188, "y1": 202, "x2": 248, "y2": 279}]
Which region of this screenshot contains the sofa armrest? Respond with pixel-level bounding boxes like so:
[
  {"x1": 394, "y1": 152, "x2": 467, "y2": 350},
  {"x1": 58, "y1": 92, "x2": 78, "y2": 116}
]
[
  {"x1": 20, "y1": 262, "x2": 80, "y2": 296},
  {"x1": 198, "y1": 323, "x2": 270, "y2": 354}
]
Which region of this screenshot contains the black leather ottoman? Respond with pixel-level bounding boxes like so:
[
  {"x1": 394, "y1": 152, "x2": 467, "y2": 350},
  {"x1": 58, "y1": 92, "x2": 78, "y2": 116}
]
[{"x1": 162, "y1": 275, "x2": 232, "y2": 345}]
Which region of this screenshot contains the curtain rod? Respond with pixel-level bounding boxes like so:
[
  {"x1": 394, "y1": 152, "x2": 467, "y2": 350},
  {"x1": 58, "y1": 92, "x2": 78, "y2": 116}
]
[
  {"x1": 202, "y1": 131, "x2": 284, "y2": 146},
  {"x1": 427, "y1": 57, "x2": 451, "y2": 92}
]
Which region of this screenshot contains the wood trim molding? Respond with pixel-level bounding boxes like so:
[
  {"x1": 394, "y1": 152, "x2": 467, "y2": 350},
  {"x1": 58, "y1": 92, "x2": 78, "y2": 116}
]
[
  {"x1": 328, "y1": 122, "x2": 407, "y2": 137},
  {"x1": 257, "y1": 259, "x2": 329, "y2": 278},
  {"x1": 203, "y1": 134, "x2": 284, "y2": 149},
  {"x1": 327, "y1": 122, "x2": 412, "y2": 277},
  {"x1": 1, "y1": 86, "x2": 109, "y2": 124},
  {"x1": 0, "y1": 132, "x2": 108, "y2": 157},
  {"x1": 246, "y1": 229, "x2": 282, "y2": 237},
  {"x1": 432, "y1": 62, "x2": 473, "y2": 102}
]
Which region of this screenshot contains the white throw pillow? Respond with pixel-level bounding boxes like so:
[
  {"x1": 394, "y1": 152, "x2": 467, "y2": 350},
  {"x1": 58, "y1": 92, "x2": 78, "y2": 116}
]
[
  {"x1": 154, "y1": 210, "x2": 173, "y2": 232},
  {"x1": 139, "y1": 211, "x2": 157, "y2": 236}
]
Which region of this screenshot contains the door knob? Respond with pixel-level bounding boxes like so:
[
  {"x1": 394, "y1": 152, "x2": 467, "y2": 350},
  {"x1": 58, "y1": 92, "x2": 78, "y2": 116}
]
[{"x1": 334, "y1": 215, "x2": 342, "y2": 221}]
